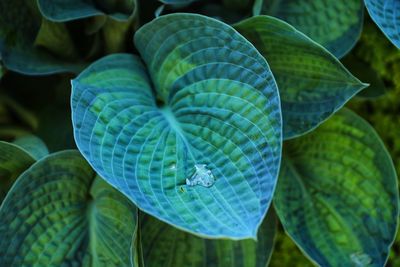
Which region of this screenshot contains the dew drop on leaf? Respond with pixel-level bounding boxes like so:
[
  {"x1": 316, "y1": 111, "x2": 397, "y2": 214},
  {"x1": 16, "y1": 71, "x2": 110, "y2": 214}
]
[
  {"x1": 350, "y1": 252, "x2": 372, "y2": 267},
  {"x1": 185, "y1": 164, "x2": 215, "y2": 188}
]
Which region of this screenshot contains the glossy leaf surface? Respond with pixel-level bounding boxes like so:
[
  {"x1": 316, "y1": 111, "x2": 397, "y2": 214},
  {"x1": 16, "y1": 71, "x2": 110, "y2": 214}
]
[
  {"x1": 235, "y1": 16, "x2": 367, "y2": 139},
  {"x1": 141, "y1": 209, "x2": 277, "y2": 267},
  {"x1": 71, "y1": 13, "x2": 282, "y2": 239},
  {"x1": 365, "y1": 0, "x2": 400, "y2": 48},
  {"x1": 253, "y1": 0, "x2": 364, "y2": 58},
  {"x1": 274, "y1": 109, "x2": 399, "y2": 267},
  {"x1": 0, "y1": 150, "x2": 138, "y2": 266}
]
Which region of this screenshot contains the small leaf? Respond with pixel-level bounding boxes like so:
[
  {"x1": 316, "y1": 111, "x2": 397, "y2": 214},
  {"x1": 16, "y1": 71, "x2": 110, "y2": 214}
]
[
  {"x1": 141, "y1": 209, "x2": 277, "y2": 267},
  {"x1": 71, "y1": 13, "x2": 282, "y2": 239},
  {"x1": 364, "y1": 0, "x2": 400, "y2": 49},
  {"x1": 37, "y1": 0, "x2": 137, "y2": 22},
  {"x1": 274, "y1": 108, "x2": 399, "y2": 267},
  {"x1": 13, "y1": 135, "x2": 49, "y2": 160},
  {"x1": 253, "y1": 0, "x2": 364, "y2": 58},
  {"x1": 0, "y1": 141, "x2": 35, "y2": 202},
  {"x1": 235, "y1": 16, "x2": 367, "y2": 139},
  {"x1": 0, "y1": 0, "x2": 85, "y2": 75},
  {"x1": 0, "y1": 150, "x2": 138, "y2": 266}
]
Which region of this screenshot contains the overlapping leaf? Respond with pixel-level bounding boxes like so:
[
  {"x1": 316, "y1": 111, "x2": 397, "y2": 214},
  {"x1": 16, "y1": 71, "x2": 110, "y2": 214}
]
[
  {"x1": 13, "y1": 135, "x2": 49, "y2": 160},
  {"x1": 71, "y1": 13, "x2": 282, "y2": 239},
  {"x1": 37, "y1": 0, "x2": 137, "y2": 22},
  {"x1": 274, "y1": 109, "x2": 399, "y2": 267},
  {"x1": 141, "y1": 210, "x2": 277, "y2": 267},
  {"x1": 159, "y1": 0, "x2": 197, "y2": 5},
  {"x1": 235, "y1": 16, "x2": 367, "y2": 139},
  {"x1": 0, "y1": 141, "x2": 35, "y2": 202},
  {"x1": 365, "y1": 0, "x2": 400, "y2": 48},
  {"x1": 253, "y1": 0, "x2": 364, "y2": 58},
  {"x1": 0, "y1": 0, "x2": 84, "y2": 75},
  {"x1": 0, "y1": 150, "x2": 138, "y2": 266}
]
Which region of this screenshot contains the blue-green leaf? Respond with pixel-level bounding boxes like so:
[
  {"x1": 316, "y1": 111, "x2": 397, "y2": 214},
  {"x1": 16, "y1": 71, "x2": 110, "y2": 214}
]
[
  {"x1": 0, "y1": 141, "x2": 35, "y2": 202},
  {"x1": 364, "y1": 0, "x2": 400, "y2": 48},
  {"x1": 234, "y1": 16, "x2": 367, "y2": 139},
  {"x1": 37, "y1": 0, "x2": 137, "y2": 22},
  {"x1": 13, "y1": 135, "x2": 49, "y2": 160},
  {"x1": 141, "y1": 209, "x2": 277, "y2": 267},
  {"x1": 0, "y1": 0, "x2": 84, "y2": 75},
  {"x1": 71, "y1": 13, "x2": 282, "y2": 239},
  {"x1": 274, "y1": 108, "x2": 399, "y2": 267},
  {"x1": 253, "y1": 0, "x2": 364, "y2": 58},
  {"x1": 0, "y1": 150, "x2": 138, "y2": 266}
]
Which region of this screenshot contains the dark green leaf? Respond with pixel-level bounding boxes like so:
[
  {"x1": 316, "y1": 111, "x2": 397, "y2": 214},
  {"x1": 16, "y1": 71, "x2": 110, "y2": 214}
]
[
  {"x1": 253, "y1": 0, "x2": 364, "y2": 58},
  {"x1": 0, "y1": 150, "x2": 138, "y2": 266},
  {"x1": 0, "y1": 0, "x2": 85, "y2": 75},
  {"x1": 0, "y1": 141, "x2": 35, "y2": 202},
  {"x1": 72, "y1": 13, "x2": 282, "y2": 239},
  {"x1": 141, "y1": 209, "x2": 277, "y2": 267},
  {"x1": 274, "y1": 108, "x2": 399, "y2": 267},
  {"x1": 235, "y1": 16, "x2": 367, "y2": 140},
  {"x1": 37, "y1": 0, "x2": 137, "y2": 22}
]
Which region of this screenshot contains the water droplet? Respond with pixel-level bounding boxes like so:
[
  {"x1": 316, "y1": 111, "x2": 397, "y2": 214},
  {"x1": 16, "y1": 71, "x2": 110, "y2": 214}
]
[
  {"x1": 350, "y1": 252, "x2": 371, "y2": 267},
  {"x1": 170, "y1": 164, "x2": 176, "y2": 171},
  {"x1": 186, "y1": 164, "x2": 215, "y2": 188}
]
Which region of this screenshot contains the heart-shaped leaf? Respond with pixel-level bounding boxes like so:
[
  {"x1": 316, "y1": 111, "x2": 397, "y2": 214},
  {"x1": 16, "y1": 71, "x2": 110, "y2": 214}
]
[
  {"x1": 234, "y1": 16, "x2": 367, "y2": 140},
  {"x1": 274, "y1": 108, "x2": 399, "y2": 267},
  {"x1": 364, "y1": 0, "x2": 400, "y2": 49},
  {"x1": 141, "y1": 209, "x2": 277, "y2": 267},
  {"x1": 0, "y1": 0, "x2": 85, "y2": 75},
  {"x1": 252, "y1": 0, "x2": 364, "y2": 58},
  {"x1": 0, "y1": 141, "x2": 35, "y2": 202},
  {"x1": 71, "y1": 13, "x2": 282, "y2": 239},
  {"x1": 37, "y1": 0, "x2": 137, "y2": 22},
  {"x1": 0, "y1": 150, "x2": 138, "y2": 266}
]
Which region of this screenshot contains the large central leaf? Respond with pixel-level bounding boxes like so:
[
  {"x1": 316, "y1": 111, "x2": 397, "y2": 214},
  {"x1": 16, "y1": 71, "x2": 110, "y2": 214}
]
[{"x1": 71, "y1": 13, "x2": 282, "y2": 239}]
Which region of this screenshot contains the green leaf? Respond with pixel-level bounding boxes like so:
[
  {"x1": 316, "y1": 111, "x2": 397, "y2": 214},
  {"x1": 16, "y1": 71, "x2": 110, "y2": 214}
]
[
  {"x1": 13, "y1": 135, "x2": 49, "y2": 160},
  {"x1": 0, "y1": 150, "x2": 138, "y2": 266},
  {"x1": 0, "y1": 0, "x2": 85, "y2": 75},
  {"x1": 37, "y1": 0, "x2": 137, "y2": 22},
  {"x1": 141, "y1": 209, "x2": 277, "y2": 267},
  {"x1": 252, "y1": 0, "x2": 364, "y2": 58},
  {"x1": 364, "y1": 0, "x2": 400, "y2": 49},
  {"x1": 274, "y1": 108, "x2": 399, "y2": 267},
  {"x1": 234, "y1": 16, "x2": 367, "y2": 140},
  {"x1": 71, "y1": 13, "x2": 282, "y2": 239},
  {"x1": 342, "y1": 54, "x2": 387, "y2": 99},
  {"x1": 0, "y1": 141, "x2": 35, "y2": 202}
]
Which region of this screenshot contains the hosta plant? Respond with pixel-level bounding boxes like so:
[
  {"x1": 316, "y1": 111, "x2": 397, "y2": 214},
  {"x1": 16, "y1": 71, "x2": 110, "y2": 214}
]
[{"x1": 0, "y1": 0, "x2": 399, "y2": 266}]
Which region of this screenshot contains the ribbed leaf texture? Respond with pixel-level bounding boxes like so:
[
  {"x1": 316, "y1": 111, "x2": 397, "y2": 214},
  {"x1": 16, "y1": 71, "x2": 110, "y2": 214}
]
[
  {"x1": 0, "y1": 141, "x2": 35, "y2": 202},
  {"x1": 71, "y1": 13, "x2": 282, "y2": 239},
  {"x1": 235, "y1": 16, "x2": 367, "y2": 139},
  {"x1": 0, "y1": 150, "x2": 138, "y2": 266},
  {"x1": 252, "y1": 0, "x2": 364, "y2": 58},
  {"x1": 141, "y1": 210, "x2": 277, "y2": 267},
  {"x1": 274, "y1": 109, "x2": 399, "y2": 267},
  {"x1": 365, "y1": 0, "x2": 400, "y2": 48}
]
